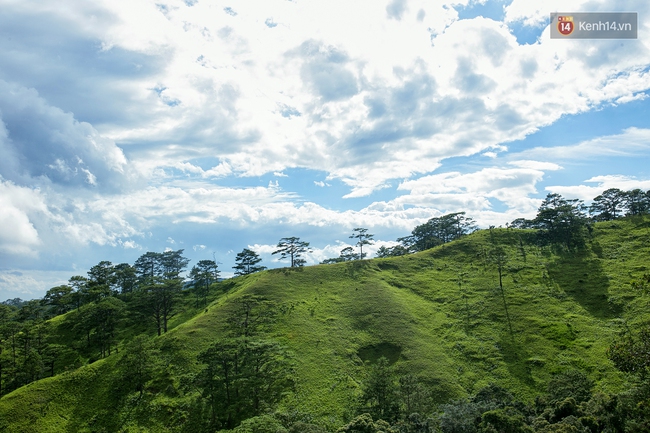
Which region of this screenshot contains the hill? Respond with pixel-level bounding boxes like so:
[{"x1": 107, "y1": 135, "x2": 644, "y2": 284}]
[{"x1": 1, "y1": 216, "x2": 650, "y2": 432}]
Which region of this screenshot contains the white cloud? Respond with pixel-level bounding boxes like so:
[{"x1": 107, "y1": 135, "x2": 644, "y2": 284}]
[
  {"x1": 0, "y1": 180, "x2": 42, "y2": 256},
  {"x1": 547, "y1": 175, "x2": 650, "y2": 201},
  {"x1": 0, "y1": 270, "x2": 73, "y2": 300},
  {"x1": 2, "y1": 0, "x2": 650, "y2": 300},
  {"x1": 14, "y1": 0, "x2": 643, "y2": 198}
]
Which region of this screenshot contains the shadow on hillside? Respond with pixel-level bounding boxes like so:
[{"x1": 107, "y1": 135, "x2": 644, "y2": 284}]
[
  {"x1": 357, "y1": 342, "x2": 402, "y2": 365},
  {"x1": 546, "y1": 253, "x2": 621, "y2": 319},
  {"x1": 499, "y1": 337, "x2": 536, "y2": 389}
]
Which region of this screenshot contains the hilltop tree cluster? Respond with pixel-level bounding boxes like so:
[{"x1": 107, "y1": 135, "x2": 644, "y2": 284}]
[{"x1": 376, "y1": 212, "x2": 478, "y2": 258}]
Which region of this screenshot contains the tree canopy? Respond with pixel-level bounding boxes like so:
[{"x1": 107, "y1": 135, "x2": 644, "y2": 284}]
[{"x1": 272, "y1": 237, "x2": 311, "y2": 267}]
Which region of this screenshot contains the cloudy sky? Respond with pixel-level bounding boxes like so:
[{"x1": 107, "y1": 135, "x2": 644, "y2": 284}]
[{"x1": 1, "y1": 0, "x2": 650, "y2": 301}]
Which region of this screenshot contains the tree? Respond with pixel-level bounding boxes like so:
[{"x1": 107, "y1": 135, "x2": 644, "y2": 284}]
[
  {"x1": 625, "y1": 189, "x2": 650, "y2": 216},
  {"x1": 350, "y1": 228, "x2": 374, "y2": 260},
  {"x1": 532, "y1": 193, "x2": 588, "y2": 250},
  {"x1": 336, "y1": 413, "x2": 398, "y2": 433},
  {"x1": 233, "y1": 249, "x2": 266, "y2": 276},
  {"x1": 87, "y1": 297, "x2": 125, "y2": 358},
  {"x1": 321, "y1": 246, "x2": 357, "y2": 264},
  {"x1": 375, "y1": 245, "x2": 410, "y2": 258},
  {"x1": 68, "y1": 275, "x2": 88, "y2": 310},
  {"x1": 197, "y1": 338, "x2": 294, "y2": 430},
  {"x1": 360, "y1": 357, "x2": 399, "y2": 422},
  {"x1": 589, "y1": 188, "x2": 626, "y2": 221},
  {"x1": 160, "y1": 249, "x2": 190, "y2": 280},
  {"x1": 144, "y1": 278, "x2": 183, "y2": 336},
  {"x1": 509, "y1": 218, "x2": 533, "y2": 229},
  {"x1": 42, "y1": 285, "x2": 74, "y2": 316},
  {"x1": 113, "y1": 263, "x2": 137, "y2": 294},
  {"x1": 134, "y1": 251, "x2": 163, "y2": 284},
  {"x1": 401, "y1": 212, "x2": 477, "y2": 253},
  {"x1": 190, "y1": 260, "x2": 220, "y2": 307},
  {"x1": 608, "y1": 323, "x2": 650, "y2": 379},
  {"x1": 86, "y1": 261, "x2": 115, "y2": 301},
  {"x1": 491, "y1": 247, "x2": 513, "y2": 338},
  {"x1": 133, "y1": 250, "x2": 189, "y2": 335},
  {"x1": 272, "y1": 237, "x2": 312, "y2": 267},
  {"x1": 119, "y1": 335, "x2": 155, "y2": 397},
  {"x1": 227, "y1": 295, "x2": 276, "y2": 338},
  {"x1": 398, "y1": 375, "x2": 430, "y2": 417}
]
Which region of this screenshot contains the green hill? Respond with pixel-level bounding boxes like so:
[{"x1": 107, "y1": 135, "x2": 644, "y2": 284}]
[{"x1": 2, "y1": 216, "x2": 650, "y2": 432}]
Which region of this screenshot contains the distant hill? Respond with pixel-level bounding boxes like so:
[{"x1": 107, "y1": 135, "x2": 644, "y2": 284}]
[{"x1": 1, "y1": 216, "x2": 649, "y2": 432}]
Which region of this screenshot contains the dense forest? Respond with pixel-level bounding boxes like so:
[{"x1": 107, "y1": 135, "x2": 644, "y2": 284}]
[{"x1": 1, "y1": 187, "x2": 650, "y2": 432}]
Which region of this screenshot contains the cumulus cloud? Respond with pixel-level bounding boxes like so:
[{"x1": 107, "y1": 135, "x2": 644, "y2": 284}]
[
  {"x1": 0, "y1": 180, "x2": 43, "y2": 256},
  {"x1": 0, "y1": 80, "x2": 130, "y2": 190},
  {"x1": 2, "y1": 0, "x2": 650, "y2": 300}
]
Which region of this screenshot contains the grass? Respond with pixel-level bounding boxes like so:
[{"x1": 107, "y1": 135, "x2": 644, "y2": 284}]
[{"x1": 2, "y1": 216, "x2": 650, "y2": 431}]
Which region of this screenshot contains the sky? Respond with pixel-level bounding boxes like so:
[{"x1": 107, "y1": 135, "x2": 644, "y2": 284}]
[{"x1": 1, "y1": 0, "x2": 650, "y2": 302}]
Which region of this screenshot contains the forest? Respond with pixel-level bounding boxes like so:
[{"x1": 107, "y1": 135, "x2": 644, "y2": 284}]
[{"x1": 1, "y1": 187, "x2": 650, "y2": 432}]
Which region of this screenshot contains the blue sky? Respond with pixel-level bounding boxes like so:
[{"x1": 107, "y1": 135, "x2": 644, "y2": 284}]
[{"x1": 1, "y1": 0, "x2": 650, "y2": 301}]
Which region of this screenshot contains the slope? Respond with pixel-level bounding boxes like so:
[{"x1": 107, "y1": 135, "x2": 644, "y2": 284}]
[{"x1": 1, "y1": 216, "x2": 649, "y2": 432}]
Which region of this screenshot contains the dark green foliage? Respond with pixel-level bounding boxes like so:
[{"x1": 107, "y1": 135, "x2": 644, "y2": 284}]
[
  {"x1": 234, "y1": 249, "x2": 267, "y2": 276},
  {"x1": 86, "y1": 260, "x2": 115, "y2": 301},
  {"x1": 398, "y1": 375, "x2": 430, "y2": 416},
  {"x1": 227, "y1": 295, "x2": 277, "y2": 338},
  {"x1": 141, "y1": 277, "x2": 183, "y2": 336},
  {"x1": 336, "y1": 413, "x2": 399, "y2": 433},
  {"x1": 439, "y1": 400, "x2": 487, "y2": 433},
  {"x1": 84, "y1": 297, "x2": 125, "y2": 358},
  {"x1": 399, "y1": 212, "x2": 477, "y2": 253},
  {"x1": 118, "y1": 335, "x2": 155, "y2": 397},
  {"x1": 375, "y1": 245, "x2": 409, "y2": 258},
  {"x1": 479, "y1": 408, "x2": 532, "y2": 433},
  {"x1": 590, "y1": 188, "x2": 626, "y2": 221},
  {"x1": 113, "y1": 262, "x2": 137, "y2": 294},
  {"x1": 532, "y1": 193, "x2": 589, "y2": 250},
  {"x1": 273, "y1": 237, "x2": 312, "y2": 267},
  {"x1": 132, "y1": 249, "x2": 189, "y2": 335},
  {"x1": 134, "y1": 251, "x2": 163, "y2": 283},
  {"x1": 625, "y1": 189, "x2": 650, "y2": 216},
  {"x1": 227, "y1": 414, "x2": 288, "y2": 433},
  {"x1": 190, "y1": 259, "x2": 220, "y2": 307},
  {"x1": 359, "y1": 357, "x2": 399, "y2": 422},
  {"x1": 287, "y1": 421, "x2": 328, "y2": 433},
  {"x1": 546, "y1": 370, "x2": 593, "y2": 404},
  {"x1": 196, "y1": 339, "x2": 294, "y2": 430},
  {"x1": 42, "y1": 285, "x2": 74, "y2": 316},
  {"x1": 608, "y1": 323, "x2": 650, "y2": 378}
]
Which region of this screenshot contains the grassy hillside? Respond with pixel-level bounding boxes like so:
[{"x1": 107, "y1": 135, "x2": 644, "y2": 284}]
[{"x1": 1, "y1": 216, "x2": 649, "y2": 432}]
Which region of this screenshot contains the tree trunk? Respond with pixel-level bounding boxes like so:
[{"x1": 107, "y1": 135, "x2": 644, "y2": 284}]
[{"x1": 498, "y1": 264, "x2": 514, "y2": 339}]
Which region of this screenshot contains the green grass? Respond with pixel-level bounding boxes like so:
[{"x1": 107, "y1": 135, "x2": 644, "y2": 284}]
[{"x1": 2, "y1": 216, "x2": 650, "y2": 431}]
